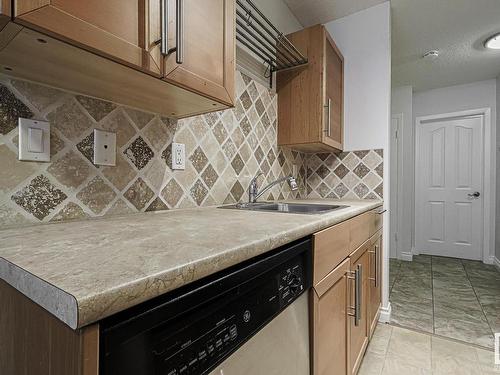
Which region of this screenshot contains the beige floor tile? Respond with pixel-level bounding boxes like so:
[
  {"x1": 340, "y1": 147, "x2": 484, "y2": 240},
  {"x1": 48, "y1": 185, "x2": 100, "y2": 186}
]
[
  {"x1": 476, "y1": 348, "x2": 500, "y2": 374},
  {"x1": 431, "y1": 336, "x2": 482, "y2": 374},
  {"x1": 381, "y1": 357, "x2": 431, "y2": 375},
  {"x1": 367, "y1": 324, "x2": 393, "y2": 356},
  {"x1": 358, "y1": 351, "x2": 385, "y2": 375},
  {"x1": 386, "y1": 326, "x2": 431, "y2": 370}
]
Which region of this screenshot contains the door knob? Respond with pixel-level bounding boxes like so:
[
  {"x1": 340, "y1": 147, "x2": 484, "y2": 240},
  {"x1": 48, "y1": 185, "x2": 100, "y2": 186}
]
[{"x1": 468, "y1": 192, "x2": 480, "y2": 198}]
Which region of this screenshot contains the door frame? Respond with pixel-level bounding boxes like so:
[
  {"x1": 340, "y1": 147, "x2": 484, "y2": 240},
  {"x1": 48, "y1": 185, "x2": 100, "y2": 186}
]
[
  {"x1": 414, "y1": 108, "x2": 495, "y2": 263},
  {"x1": 390, "y1": 114, "x2": 403, "y2": 259}
]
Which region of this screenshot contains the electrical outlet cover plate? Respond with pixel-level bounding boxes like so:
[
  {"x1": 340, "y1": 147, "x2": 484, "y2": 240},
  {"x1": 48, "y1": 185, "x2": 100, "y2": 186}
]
[
  {"x1": 93, "y1": 129, "x2": 116, "y2": 166},
  {"x1": 172, "y1": 143, "x2": 185, "y2": 170},
  {"x1": 18, "y1": 118, "x2": 51, "y2": 162}
]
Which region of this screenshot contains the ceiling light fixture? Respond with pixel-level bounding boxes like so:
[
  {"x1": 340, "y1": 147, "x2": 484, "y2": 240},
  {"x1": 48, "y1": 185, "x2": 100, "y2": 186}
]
[
  {"x1": 423, "y1": 50, "x2": 439, "y2": 60},
  {"x1": 485, "y1": 33, "x2": 500, "y2": 49}
]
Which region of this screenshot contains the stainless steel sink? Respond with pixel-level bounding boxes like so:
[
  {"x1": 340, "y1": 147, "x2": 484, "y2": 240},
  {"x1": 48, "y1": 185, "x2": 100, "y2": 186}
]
[{"x1": 220, "y1": 202, "x2": 349, "y2": 214}]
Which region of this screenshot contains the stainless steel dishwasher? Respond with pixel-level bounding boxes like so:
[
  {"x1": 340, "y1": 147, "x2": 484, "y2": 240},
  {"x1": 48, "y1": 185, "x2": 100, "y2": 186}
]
[{"x1": 100, "y1": 238, "x2": 312, "y2": 375}]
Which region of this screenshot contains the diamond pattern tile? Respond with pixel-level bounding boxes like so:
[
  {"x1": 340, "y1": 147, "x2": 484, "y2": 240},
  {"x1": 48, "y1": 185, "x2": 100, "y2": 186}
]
[
  {"x1": 76, "y1": 95, "x2": 116, "y2": 122},
  {"x1": 76, "y1": 176, "x2": 116, "y2": 214},
  {"x1": 201, "y1": 164, "x2": 219, "y2": 188},
  {"x1": 124, "y1": 178, "x2": 155, "y2": 210},
  {"x1": 47, "y1": 150, "x2": 91, "y2": 189},
  {"x1": 0, "y1": 84, "x2": 33, "y2": 135},
  {"x1": 231, "y1": 154, "x2": 245, "y2": 175},
  {"x1": 230, "y1": 181, "x2": 244, "y2": 202},
  {"x1": 76, "y1": 132, "x2": 94, "y2": 162},
  {"x1": 161, "y1": 179, "x2": 184, "y2": 208},
  {"x1": 11, "y1": 175, "x2": 67, "y2": 220},
  {"x1": 124, "y1": 136, "x2": 154, "y2": 170},
  {"x1": 146, "y1": 197, "x2": 168, "y2": 212},
  {"x1": 47, "y1": 98, "x2": 93, "y2": 141},
  {"x1": 190, "y1": 179, "x2": 208, "y2": 206},
  {"x1": 189, "y1": 146, "x2": 209, "y2": 173}
]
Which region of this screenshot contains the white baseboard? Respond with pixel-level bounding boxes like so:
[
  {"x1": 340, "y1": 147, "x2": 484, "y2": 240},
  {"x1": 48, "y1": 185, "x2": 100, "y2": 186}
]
[
  {"x1": 494, "y1": 257, "x2": 500, "y2": 271},
  {"x1": 378, "y1": 303, "x2": 392, "y2": 323},
  {"x1": 484, "y1": 256, "x2": 494, "y2": 265},
  {"x1": 400, "y1": 252, "x2": 413, "y2": 262}
]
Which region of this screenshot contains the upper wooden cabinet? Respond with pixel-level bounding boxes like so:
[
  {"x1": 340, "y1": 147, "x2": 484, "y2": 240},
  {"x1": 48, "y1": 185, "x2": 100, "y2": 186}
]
[
  {"x1": 277, "y1": 24, "x2": 344, "y2": 153},
  {"x1": 1, "y1": 1, "x2": 235, "y2": 118},
  {"x1": 162, "y1": 0, "x2": 235, "y2": 106},
  {"x1": 14, "y1": 0, "x2": 162, "y2": 76}
]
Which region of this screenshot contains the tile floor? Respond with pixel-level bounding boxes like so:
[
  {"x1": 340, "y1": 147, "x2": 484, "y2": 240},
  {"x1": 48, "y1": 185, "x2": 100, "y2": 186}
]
[
  {"x1": 359, "y1": 324, "x2": 499, "y2": 375},
  {"x1": 389, "y1": 255, "x2": 500, "y2": 349}
]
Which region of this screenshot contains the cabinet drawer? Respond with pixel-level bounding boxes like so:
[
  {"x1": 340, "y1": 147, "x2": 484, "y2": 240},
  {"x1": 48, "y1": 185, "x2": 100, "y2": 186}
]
[
  {"x1": 313, "y1": 220, "x2": 350, "y2": 285},
  {"x1": 370, "y1": 208, "x2": 384, "y2": 236},
  {"x1": 349, "y1": 212, "x2": 372, "y2": 251}
]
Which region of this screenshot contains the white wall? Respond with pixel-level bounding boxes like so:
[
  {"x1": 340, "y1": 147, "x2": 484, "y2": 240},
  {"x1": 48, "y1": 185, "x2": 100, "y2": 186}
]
[
  {"x1": 325, "y1": 2, "x2": 391, "y2": 318},
  {"x1": 391, "y1": 86, "x2": 413, "y2": 260},
  {"x1": 413, "y1": 79, "x2": 497, "y2": 263},
  {"x1": 324, "y1": 2, "x2": 391, "y2": 152},
  {"x1": 252, "y1": 0, "x2": 303, "y2": 34},
  {"x1": 497, "y1": 76, "x2": 500, "y2": 263}
]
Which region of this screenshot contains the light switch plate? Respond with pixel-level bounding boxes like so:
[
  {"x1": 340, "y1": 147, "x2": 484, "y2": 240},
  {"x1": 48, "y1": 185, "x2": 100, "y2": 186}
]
[
  {"x1": 18, "y1": 118, "x2": 50, "y2": 162},
  {"x1": 172, "y1": 143, "x2": 185, "y2": 170},
  {"x1": 93, "y1": 129, "x2": 116, "y2": 166}
]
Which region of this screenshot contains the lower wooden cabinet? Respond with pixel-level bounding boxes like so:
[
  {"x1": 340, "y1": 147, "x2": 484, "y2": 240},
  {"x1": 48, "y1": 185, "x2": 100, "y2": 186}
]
[
  {"x1": 368, "y1": 230, "x2": 383, "y2": 338},
  {"x1": 311, "y1": 208, "x2": 384, "y2": 375},
  {"x1": 311, "y1": 258, "x2": 350, "y2": 375}
]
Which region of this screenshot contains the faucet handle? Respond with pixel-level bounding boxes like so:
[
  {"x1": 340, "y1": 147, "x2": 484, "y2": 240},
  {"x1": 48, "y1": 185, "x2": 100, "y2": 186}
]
[{"x1": 250, "y1": 172, "x2": 264, "y2": 186}]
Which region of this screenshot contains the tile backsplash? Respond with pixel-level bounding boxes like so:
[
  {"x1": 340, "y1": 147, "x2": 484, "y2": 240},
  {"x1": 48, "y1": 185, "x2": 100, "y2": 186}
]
[
  {"x1": 305, "y1": 150, "x2": 384, "y2": 200},
  {"x1": 0, "y1": 71, "x2": 382, "y2": 229}
]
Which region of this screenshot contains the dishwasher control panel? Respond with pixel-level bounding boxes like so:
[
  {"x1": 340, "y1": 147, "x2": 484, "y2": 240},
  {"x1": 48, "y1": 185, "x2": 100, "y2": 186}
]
[
  {"x1": 100, "y1": 238, "x2": 312, "y2": 375},
  {"x1": 157, "y1": 263, "x2": 306, "y2": 375}
]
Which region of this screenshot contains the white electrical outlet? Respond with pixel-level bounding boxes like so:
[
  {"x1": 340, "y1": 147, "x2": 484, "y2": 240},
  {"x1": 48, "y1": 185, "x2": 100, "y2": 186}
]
[
  {"x1": 172, "y1": 143, "x2": 185, "y2": 170},
  {"x1": 93, "y1": 129, "x2": 116, "y2": 166}
]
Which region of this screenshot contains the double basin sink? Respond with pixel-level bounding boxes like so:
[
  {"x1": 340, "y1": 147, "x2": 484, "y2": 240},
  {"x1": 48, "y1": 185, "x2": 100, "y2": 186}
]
[{"x1": 221, "y1": 202, "x2": 348, "y2": 214}]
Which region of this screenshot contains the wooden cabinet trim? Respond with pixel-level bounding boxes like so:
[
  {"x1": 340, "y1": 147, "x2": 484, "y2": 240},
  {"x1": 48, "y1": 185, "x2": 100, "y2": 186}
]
[
  {"x1": 82, "y1": 324, "x2": 99, "y2": 375},
  {"x1": 314, "y1": 257, "x2": 350, "y2": 298},
  {"x1": 15, "y1": 4, "x2": 161, "y2": 76},
  {"x1": 14, "y1": 0, "x2": 49, "y2": 16}
]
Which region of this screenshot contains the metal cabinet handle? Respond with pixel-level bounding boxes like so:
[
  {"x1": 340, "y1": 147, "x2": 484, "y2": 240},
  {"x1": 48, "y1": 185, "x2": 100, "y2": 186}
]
[
  {"x1": 355, "y1": 264, "x2": 362, "y2": 325},
  {"x1": 176, "y1": 0, "x2": 184, "y2": 64},
  {"x1": 160, "y1": 0, "x2": 168, "y2": 55},
  {"x1": 348, "y1": 265, "x2": 362, "y2": 326},
  {"x1": 368, "y1": 246, "x2": 378, "y2": 287},
  {"x1": 324, "y1": 98, "x2": 331, "y2": 137},
  {"x1": 468, "y1": 192, "x2": 480, "y2": 199}
]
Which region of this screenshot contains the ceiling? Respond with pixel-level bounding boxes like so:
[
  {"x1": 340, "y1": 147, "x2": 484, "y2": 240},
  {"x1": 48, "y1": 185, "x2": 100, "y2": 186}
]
[
  {"x1": 392, "y1": 0, "x2": 500, "y2": 92},
  {"x1": 283, "y1": 0, "x2": 387, "y2": 27}
]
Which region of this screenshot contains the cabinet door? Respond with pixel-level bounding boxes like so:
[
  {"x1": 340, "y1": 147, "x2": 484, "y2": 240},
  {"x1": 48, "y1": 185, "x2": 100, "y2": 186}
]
[
  {"x1": 368, "y1": 232, "x2": 382, "y2": 338},
  {"x1": 0, "y1": 0, "x2": 10, "y2": 30},
  {"x1": 14, "y1": 0, "x2": 161, "y2": 75},
  {"x1": 312, "y1": 258, "x2": 350, "y2": 375},
  {"x1": 349, "y1": 247, "x2": 369, "y2": 375},
  {"x1": 162, "y1": 0, "x2": 235, "y2": 106},
  {"x1": 322, "y1": 32, "x2": 343, "y2": 150}
]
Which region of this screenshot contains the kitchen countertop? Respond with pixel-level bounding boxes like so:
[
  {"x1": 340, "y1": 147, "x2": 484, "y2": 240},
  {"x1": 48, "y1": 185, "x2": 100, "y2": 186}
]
[{"x1": 0, "y1": 199, "x2": 382, "y2": 329}]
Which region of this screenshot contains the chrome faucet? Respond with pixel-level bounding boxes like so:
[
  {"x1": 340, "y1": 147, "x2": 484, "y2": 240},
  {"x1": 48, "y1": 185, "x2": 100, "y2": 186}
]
[{"x1": 248, "y1": 173, "x2": 298, "y2": 203}]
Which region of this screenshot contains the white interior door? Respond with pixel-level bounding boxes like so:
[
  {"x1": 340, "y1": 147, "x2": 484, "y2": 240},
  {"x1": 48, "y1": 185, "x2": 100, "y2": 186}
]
[{"x1": 415, "y1": 115, "x2": 484, "y2": 260}]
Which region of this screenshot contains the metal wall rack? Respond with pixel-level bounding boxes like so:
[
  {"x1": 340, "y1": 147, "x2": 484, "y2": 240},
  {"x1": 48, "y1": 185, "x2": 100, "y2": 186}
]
[{"x1": 236, "y1": 0, "x2": 308, "y2": 87}]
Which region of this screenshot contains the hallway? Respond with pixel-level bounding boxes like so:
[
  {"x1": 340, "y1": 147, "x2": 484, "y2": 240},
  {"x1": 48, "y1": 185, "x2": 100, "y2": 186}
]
[{"x1": 389, "y1": 255, "x2": 500, "y2": 348}]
